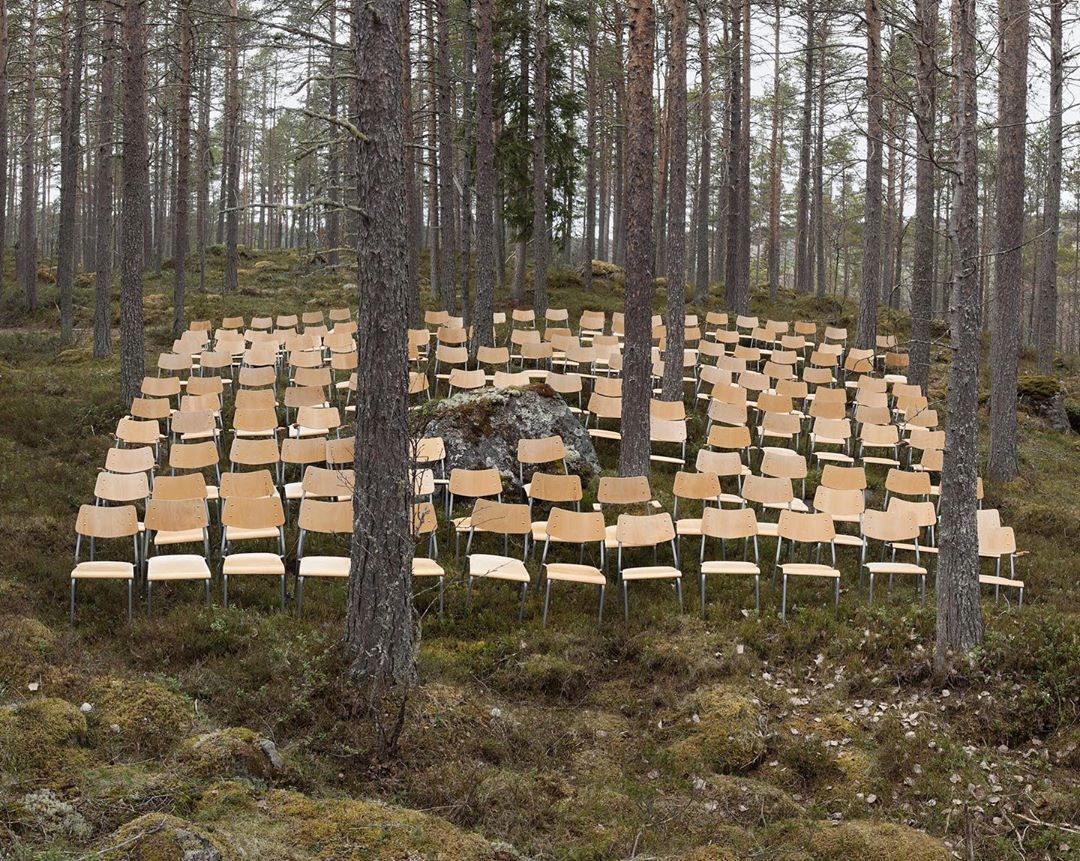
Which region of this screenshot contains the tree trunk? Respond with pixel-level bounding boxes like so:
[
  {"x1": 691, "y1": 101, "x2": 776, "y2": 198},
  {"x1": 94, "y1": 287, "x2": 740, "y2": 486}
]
[
  {"x1": 987, "y1": 0, "x2": 1028, "y2": 482},
  {"x1": 619, "y1": 0, "x2": 655, "y2": 478},
  {"x1": 856, "y1": 0, "x2": 883, "y2": 349},
  {"x1": 345, "y1": 0, "x2": 415, "y2": 756},
  {"x1": 1035, "y1": 0, "x2": 1062, "y2": 373},
  {"x1": 765, "y1": 0, "x2": 781, "y2": 299},
  {"x1": 17, "y1": 0, "x2": 38, "y2": 312},
  {"x1": 196, "y1": 41, "x2": 210, "y2": 292},
  {"x1": 692, "y1": 0, "x2": 710, "y2": 303},
  {"x1": 909, "y1": 0, "x2": 937, "y2": 390},
  {"x1": 400, "y1": 0, "x2": 420, "y2": 324},
  {"x1": 93, "y1": 6, "x2": 117, "y2": 358},
  {"x1": 223, "y1": 0, "x2": 240, "y2": 294},
  {"x1": 0, "y1": 0, "x2": 7, "y2": 299},
  {"x1": 435, "y1": 0, "x2": 457, "y2": 313},
  {"x1": 662, "y1": 0, "x2": 688, "y2": 401},
  {"x1": 57, "y1": 0, "x2": 88, "y2": 345},
  {"x1": 472, "y1": 0, "x2": 495, "y2": 350},
  {"x1": 813, "y1": 20, "x2": 827, "y2": 298},
  {"x1": 583, "y1": 0, "x2": 596, "y2": 292},
  {"x1": 119, "y1": 0, "x2": 148, "y2": 405},
  {"x1": 327, "y1": 1, "x2": 341, "y2": 268},
  {"x1": 531, "y1": 0, "x2": 549, "y2": 315},
  {"x1": 935, "y1": 0, "x2": 983, "y2": 673},
  {"x1": 612, "y1": 3, "x2": 626, "y2": 267},
  {"x1": 172, "y1": 0, "x2": 192, "y2": 338},
  {"x1": 735, "y1": 0, "x2": 750, "y2": 306},
  {"x1": 722, "y1": 0, "x2": 741, "y2": 310},
  {"x1": 793, "y1": 3, "x2": 813, "y2": 296}
]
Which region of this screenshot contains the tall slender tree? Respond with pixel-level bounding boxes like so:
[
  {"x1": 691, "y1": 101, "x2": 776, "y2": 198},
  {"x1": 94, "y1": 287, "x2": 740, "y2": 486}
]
[
  {"x1": 93, "y1": 5, "x2": 117, "y2": 358},
  {"x1": 531, "y1": 0, "x2": 550, "y2": 315},
  {"x1": 856, "y1": 0, "x2": 883, "y2": 349},
  {"x1": 435, "y1": 0, "x2": 457, "y2": 313},
  {"x1": 692, "y1": 0, "x2": 711, "y2": 303},
  {"x1": 172, "y1": 0, "x2": 193, "y2": 338},
  {"x1": 663, "y1": 0, "x2": 688, "y2": 401},
  {"x1": 619, "y1": 0, "x2": 656, "y2": 478},
  {"x1": 936, "y1": 0, "x2": 983, "y2": 672},
  {"x1": 345, "y1": 0, "x2": 415, "y2": 754},
  {"x1": 57, "y1": 0, "x2": 87, "y2": 344},
  {"x1": 793, "y1": 4, "x2": 814, "y2": 295},
  {"x1": 583, "y1": 0, "x2": 596, "y2": 292},
  {"x1": 1035, "y1": 0, "x2": 1062, "y2": 373},
  {"x1": 472, "y1": 0, "x2": 495, "y2": 350},
  {"x1": 17, "y1": 0, "x2": 38, "y2": 312},
  {"x1": 223, "y1": 0, "x2": 240, "y2": 294},
  {"x1": 0, "y1": 0, "x2": 7, "y2": 300},
  {"x1": 119, "y1": 0, "x2": 148, "y2": 405},
  {"x1": 766, "y1": 0, "x2": 781, "y2": 298},
  {"x1": 987, "y1": 0, "x2": 1029, "y2": 482}
]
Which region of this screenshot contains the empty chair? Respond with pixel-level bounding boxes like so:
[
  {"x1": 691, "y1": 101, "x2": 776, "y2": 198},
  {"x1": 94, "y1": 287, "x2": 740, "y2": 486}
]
[
  {"x1": 280, "y1": 437, "x2": 328, "y2": 493},
  {"x1": 69, "y1": 504, "x2": 140, "y2": 622},
  {"x1": 615, "y1": 513, "x2": 683, "y2": 621},
  {"x1": 526, "y1": 473, "x2": 583, "y2": 542},
  {"x1": 695, "y1": 449, "x2": 749, "y2": 503},
  {"x1": 741, "y1": 475, "x2": 806, "y2": 537},
  {"x1": 94, "y1": 470, "x2": 150, "y2": 508},
  {"x1": 858, "y1": 423, "x2": 901, "y2": 467},
  {"x1": 586, "y1": 392, "x2": 623, "y2": 441},
  {"x1": 809, "y1": 418, "x2": 854, "y2": 465},
  {"x1": 290, "y1": 405, "x2": 341, "y2": 439},
  {"x1": 884, "y1": 468, "x2": 932, "y2": 506},
  {"x1": 775, "y1": 511, "x2": 842, "y2": 621},
  {"x1": 448, "y1": 368, "x2": 487, "y2": 396},
  {"x1": 464, "y1": 500, "x2": 533, "y2": 618},
  {"x1": 978, "y1": 522, "x2": 1025, "y2": 607},
  {"x1": 760, "y1": 449, "x2": 809, "y2": 500},
  {"x1": 144, "y1": 498, "x2": 212, "y2": 613},
  {"x1": 706, "y1": 424, "x2": 753, "y2": 465},
  {"x1": 539, "y1": 508, "x2": 607, "y2": 626},
  {"x1": 295, "y1": 499, "x2": 353, "y2": 614},
  {"x1": 672, "y1": 470, "x2": 722, "y2": 548},
  {"x1": 229, "y1": 437, "x2": 281, "y2": 483},
  {"x1": 811, "y1": 486, "x2": 865, "y2": 549},
  {"x1": 517, "y1": 435, "x2": 567, "y2": 485},
  {"x1": 650, "y1": 418, "x2": 688, "y2": 467},
  {"x1": 233, "y1": 407, "x2": 281, "y2": 439},
  {"x1": 860, "y1": 508, "x2": 928, "y2": 605},
  {"x1": 411, "y1": 500, "x2": 446, "y2": 617},
  {"x1": 446, "y1": 468, "x2": 503, "y2": 546},
  {"x1": 130, "y1": 396, "x2": 171, "y2": 423},
  {"x1": 220, "y1": 495, "x2": 287, "y2": 610},
  {"x1": 546, "y1": 372, "x2": 584, "y2": 413},
  {"x1": 699, "y1": 507, "x2": 761, "y2": 615}
]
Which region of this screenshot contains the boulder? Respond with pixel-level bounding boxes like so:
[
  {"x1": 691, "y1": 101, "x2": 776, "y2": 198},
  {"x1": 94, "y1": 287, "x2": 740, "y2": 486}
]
[
  {"x1": 418, "y1": 384, "x2": 601, "y2": 492},
  {"x1": 96, "y1": 813, "x2": 228, "y2": 861},
  {"x1": 667, "y1": 685, "x2": 767, "y2": 775},
  {"x1": 88, "y1": 678, "x2": 191, "y2": 759},
  {"x1": 180, "y1": 727, "x2": 287, "y2": 780},
  {"x1": 1017, "y1": 374, "x2": 1071, "y2": 434}
]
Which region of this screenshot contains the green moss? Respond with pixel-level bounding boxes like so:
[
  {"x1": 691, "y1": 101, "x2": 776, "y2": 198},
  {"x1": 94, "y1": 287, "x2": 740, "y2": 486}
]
[
  {"x1": 179, "y1": 727, "x2": 285, "y2": 781},
  {"x1": 0, "y1": 614, "x2": 55, "y2": 686},
  {"x1": 0, "y1": 697, "x2": 87, "y2": 776},
  {"x1": 96, "y1": 812, "x2": 231, "y2": 861},
  {"x1": 1017, "y1": 374, "x2": 1061, "y2": 403},
  {"x1": 778, "y1": 820, "x2": 951, "y2": 861},
  {"x1": 667, "y1": 685, "x2": 766, "y2": 774},
  {"x1": 89, "y1": 678, "x2": 191, "y2": 759}
]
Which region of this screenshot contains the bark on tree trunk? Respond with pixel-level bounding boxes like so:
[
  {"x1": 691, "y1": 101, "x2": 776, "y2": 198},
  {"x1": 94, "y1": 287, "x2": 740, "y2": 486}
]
[
  {"x1": 172, "y1": 0, "x2": 192, "y2": 338},
  {"x1": 692, "y1": 0, "x2": 710, "y2": 303},
  {"x1": 856, "y1": 0, "x2": 883, "y2": 350},
  {"x1": 619, "y1": 0, "x2": 655, "y2": 478},
  {"x1": 662, "y1": 0, "x2": 687, "y2": 401},
  {"x1": 793, "y1": 3, "x2": 813, "y2": 296},
  {"x1": 93, "y1": 7, "x2": 117, "y2": 358},
  {"x1": 909, "y1": 0, "x2": 937, "y2": 391},
  {"x1": 435, "y1": 0, "x2": 457, "y2": 313},
  {"x1": 472, "y1": 0, "x2": 495, "y2": 350},
  {"x1": 196, "y1": 42, "x2": 210, "y2": 292},
  {"x1": 987, "y1": 0, "x2": 1028, "y2": 482},
  {"x1": 223, "y1": 0, "x2": 240, "y2": 294},
  {"x1": 57, "y1": 0, "x2": 87, "y2": 345},
  {"x1": 119, "y1": 0, "x2": 148, "y2": 405},
  {"x1": 0, "y1": 0, "x2": 7, "y2": 300},
  {"x1": 1035, "y1": 0, "x2": 1062, "y2": 373},
  {"x1": 531, "y1": 0, "x2": 549, "y2": 315},
  {"x1": 935, "y1": 0, "x2": 983, "y2": 672},
  {"x1": 813, "y1": 20, "x2": 827, "y2": 299},
  {"x1": 345, "y1": 0, "x2": 415, "y2": 756},
  {"x1": 583, "y1": 0, "x2": 596, "y2": 292},
  {"x1": 723, "y1": 0, "x2": 741, "y2": 311},
  {"x1": 17, "y1": 0, "x2": 38, "y2": 312},
  {"x1": 766, "y1": 0, "x2": 781, "y2": 299}
]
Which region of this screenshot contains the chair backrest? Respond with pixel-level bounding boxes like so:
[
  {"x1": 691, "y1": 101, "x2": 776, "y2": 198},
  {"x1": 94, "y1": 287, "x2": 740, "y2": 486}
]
[
  {"x1": 412, "y1": 500, "x2": 439, "y2": 536},
  {"x1": 448, "y1": 468, "x2": 502, "y2": 499},
  {"x1": 298, "y1": 498, "x2": 352, "y2": 535},
  {"x1": 528, "y1": 472, "x2": 582, "y2": 503},
  {"x1": 809, "y1": 398, "x2": 846, "y2": 421},
  {"x1": 650, "y1": 418, "x2": 687, "y2": 445},
  {"x1": 545, "y1": 508, "x2": 605, "y2": 543},
  {"x1": 325, "y1": 436, "x2": 355, "y2": 466},
  {"x1": 151, "y1": 473, "x2": 209, "y2": 501},
  {"x1": 130, "y1": 397, "x2": 171, "y2": 421},
  {"x1": 695, "y1": 448, "x2": 745, "y2": 478},
  {"x1": 861, "y1": 423, "x2": 899, "y2": 445},
  {"x1": 468, "y1": 499, "x2": 531, "y2": 536},
  {"x1": 476, "y1": 345, "x2": 510, "y2": 366},
  {"x1": 220, "y1": 469, "x2": 277, "y2": 499},
  {"x1": 144, "y1": 498, "x2": 208, "y2": 533},
  {"x1": 229, "y1": 437, "x2": 280, "y2": 468},
  {"x1": 281, "y1": 437, "x2": 327, "y2": 467},
  {"x1": 76, "y1": 504, "x2": 139, "y2": 540},
  {"x1": 812, "y1": 417, "x2": 852, "y2": 442},
  {"x1": 778, "y1": 510, "x2": 835, "y2": 544},
  {"x1": 546, "y1": 372, "x2": 582, "y2": 396},
  {"x1": 885, "y1": 468, "x2": 931, "y2": 497},
  {"x1": 493, "y1": 370, "x2": 532, "y2": 389},
  {"x1": 707, "y1": 424, "x2": 752, "y2": 452},
  {"x1": 295, "y1": 406, "x2": 341, "y2": 431},
  {"x1": 517, "y1": 435, "x2": 566, "y2": 465},
  {"x1": 673, "y1": 470, "x2": 721, "y2": 501},
  {"x1": 116, "y1": 418, "x2": 160, "y2": 445},
  {"x1": 412, "y1": 468, "x2": 436, "y2": 497},
  {"x1": 741, "y1": 475, "x2": 794, "y2": 507},
  {"x1": 449, "y1": 368, "x2": 487, "y2": 391},
  {"x1": 238, "y1": 366, "x2": 277, "y2": 389},
  {"x1": 593, "y1": 376, "x2": 623, "y2": 397},
  {"x1": 435, "y1": 345, "x2": 468, "y2": 365},
  {"x1": 701, "y1": 506, "x2": 758, "y2": 540},
  {"x1": 887, "y1": 497, "x2": 938, "y2": 530},
  {"x1": 233, "y1": 408, "x2": 279, "y2": 433},
  {"x1": 587, "y1": 392, "x2": 622, "y2": 420},
  {"x1": 813, "y1": 486, "x2": 865, "y2": 519},
  {"x1": 616, "y1": 513, "x2": 675, "y2": 547},
  {"x1": 178, "y1": 393, "x2": 221, "y2": 414},
  {"x1": 171, "y1": 410, "x2": 216, "y2": 437},
  {"x1": 187, "y1": 376, "x2": 226, "y2": 398},
  {"x1": 862, "y1": 508, "x2": 920, "y2": 543},
  {"x1": 235, "y1": 388, "x2": 277, "y2": 411},
  {"x1": 302, "y1": 466, "x2": 355, "y2": 498},
  {"x1": 979, "y1": 525, "x2": 1016, "y2": 558},
  {"x1": 292, "y1": 365, "x2": 333, "y2": 388},
  {"x1": 650, "y1": 399, "x2": 686, "y2": 421},
  {"x1": 413, "y1": 437, "x2": 445, "y2": 465},
  {"x1": 597, "y1": 475, "x2": 652, "y2": 506},
  {"x1": 855, "y1": 405, "x2": 892, "y2": 427},
  {"x1": 221, "y1": 495, "x2": 286, "y2": 529},
  {"x1": 776, "y1": 380, "x2": 808, "y2": 402},
  {"x1": 760, "y1": 450, "x2": 807, "y2": 481},
  {"x1": 820, "y1": 464, "x2": 867, "y2": 491},
  {"x1": 977, "y1": 508, "x2": 1002, "y2": 532},
  {"x1": 94, "y1": 471, "x2": 150, "y2": 504},
  {"x1": 105, "y1": 446, "x2": 156, "y2": 475}
]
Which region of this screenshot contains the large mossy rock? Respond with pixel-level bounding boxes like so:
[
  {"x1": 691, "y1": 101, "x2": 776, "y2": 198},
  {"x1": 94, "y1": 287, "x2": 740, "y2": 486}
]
[
  {"x1": 666, "y1": 685, "x2": 767, "y2": 775},
  {"x1": 419, "y1": 384, "x2": 600, "y2": 492},
  {"x1": 96, "y1": 813, "x2": 229, "y2": 861},
  {"x1": 1017, "y1": 374, "x2": 1071, "y2": 433}
]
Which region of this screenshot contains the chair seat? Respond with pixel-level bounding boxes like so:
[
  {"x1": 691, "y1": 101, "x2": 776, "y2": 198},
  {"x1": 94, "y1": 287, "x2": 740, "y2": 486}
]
[
  {"x1": 781, "y1": 563, "x2": 840, "y2": 579},
  {"x1": 234, "y1": 428, "x2": 280, "y2": 438},
  {"x1": 814, "y1": 451, "x2": 854, "y2": 464},
  {"x1": 762, "y1": 498, "x2": 809, "y2": 513},
  {"x1": 604, "y1": 523, "x2": 619, "y2": 550},
  {"x1": 676, "y1": 518, "x2": 703, "y2": 537},
  {"x1": 155, "y1": 528, "x2": 206, "y2": 546},
  {"x1": 718, "y1": 493, "x2": 746, "y2": 506},
  {"x1": 468, "y1": 553, "x2": 530, "y2": 583},
  {"x1": 588, "y1": 428, "x2": 622, "y2": 441},
  {"x1": 225, "y1": 525, "x2": 281, "y2": 541},
  {"x1": 147, "y1": 555, "x2": 211, "y2": 581},
  {"x1": 893, "y1": 542, "x2": 937, "y2": 555},
  {"x1": 299, "y1": 555, "x2": 350, "y2": 578},
  {"x1": 865, "y1": 562, "x2": 926, "y2": 576},
  {"x1": 701, "y1": 561, "x2": 760, "y2": 576},
  {"x1": 412, "y1": 557, "x2": 445, "y2": 578},
  {"x1": 71, "y1": 560, "x2": 134, "y2": 580},
  {"x1": 284, "y1": 481, "x2": 305, "y2": 500},
  {"x1": 222, "y1": 552, "x2": 285, "y2": 575},
  {"x1": 621, "y1": 565, "x2": 681, "y2": 581},
  {"x1": 833, "y1": 533, "x2": 864, "y2": 547},
  {"x1": 545, "y1": 563, "x2": 605, "y2": 585},
  {"x1": 862, "y1": 456, "x2": 901, "y2": 467},
  {"x1": 453, "y1": 516, "x2": 472, "y2": 533},
  {"x1": 979, "y1": 574, "x2": 1024, "y2": 589},
  {"x1": 650, "y1": 454, "x2": 685, "y2": 465},
  {"x1": 289, "y1": 426, "x2": 333, "y2": 439}
]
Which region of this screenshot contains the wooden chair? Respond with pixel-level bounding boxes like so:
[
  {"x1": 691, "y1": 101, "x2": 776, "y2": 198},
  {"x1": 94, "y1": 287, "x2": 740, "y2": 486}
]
[
  {"x1": 694, "y1": 449, "x2": 749, "y2": 503},
  {"x1": 94, "y1": 471, "x2": 150, "y2": 508},
  {"x1": 464, "y1": 500, "x2": 533, "y2": 618},
  {"x1": 672, "y1": 470, "x2": 722, "y2": 553},
  {"x1": 526, "y1": 473, "x2": 583, "y2": 543},
  {"x1": 280, "y1": 437, "x2": 328, "y2": 495},
  {"x1": 104, "y1": 446, "x2": 156, "y2": 481},
  {"x1": 858, "y1": 423, "x2": 901, "y2": 467},
  {"x1": 650, "y1": 418, "x2": 688, "y2": 467},
  {"x1": 539, "y1": 508, "x2": 607, "y2": 626},
  {"x1": 221, "y1": 495, "x2": 287, "y2": 609},
  {"x1": 615, "y1": 513, "x2": 683, "y2": 620},
  {"x1": 978, "y1": 523, "x2": 1025, "y2": 608},
  {"x1": 809, "y1": 418, "x2": 854, "y2": 465},
  {"x1": 411, "y1": 500, "x2": 446, "y2": 617},
  {"x1": 699, "y1": 507, "x2": 761, "y2": 616},
  {"x1": 884, "y1": 468, "x2": 932, "y2": 506},
  {"x1": 775, "y1": 511, "x2": 841, "y2": 621},
  {"x1": 586, "y1": 392, "x2": 622, "y2": 442},
  {"x1": 144, "y1": 498, "x2": 212, "y2": 613},
  {"x1": 229, "y1": 437, "x2": 281, "y2": 483},
  {"x1": 517, "y1": 435, "x2": 567, "y2": 485},
  {"x1": 447, "y1": 468, "x2": 503, "y2": 550},
  {"x1": 860, "y1": 508, "x2": 928, "y2": 605},
  {"x1": 295, "y1": 498, "x2": 352, "y2": 614},
  {"x1": 741, "y1": 475, "x2": 805, "y2": 538},
  {"x1": 290, "y1": 406, "x2": 341, "y2": 439},
  {"x1": 70, "y1": 504, "x2": 140, "y2": 622},
  {"x1": 811, "y1": 486, "x2": 865, "y2": 549}
]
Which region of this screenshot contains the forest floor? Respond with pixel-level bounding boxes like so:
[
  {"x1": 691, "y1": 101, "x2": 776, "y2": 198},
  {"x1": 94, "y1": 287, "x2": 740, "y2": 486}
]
[{"x1": 0, "y1": 247, "x2": 1076, "y2": 861}]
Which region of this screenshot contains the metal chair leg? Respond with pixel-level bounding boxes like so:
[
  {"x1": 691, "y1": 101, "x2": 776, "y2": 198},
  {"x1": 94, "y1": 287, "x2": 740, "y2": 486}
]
[
  {"x1": 597, "y1": 585, "x2": 605, "y2": 626},
  {"x1": 869, "y1": 572, "x2": 875, "y2": 604},
  {"x1": 147, "y1": 581, "x2": 153, "y2": 615},
  {"x1": 223, "y1": 574, "x2": 229, "y2": 608},
  {"x1": 464, "y1": 577, "x2": 473, "y2": 614},
  {"x1": 518, "y1": 583, "x2": 528, "y2": 620},
  {"x1": 675, "y1": 579, "x2": 683, "y2": 615},
  {"x1": 69, "y1": 580, "x2": 76, "y2": 623},
  {"x1": 754, "y1": 575, "x2": 760, "y2": 615},
  {"x1": 128, "y1": 580, "x2": 134, "y2": 622},
  {"x1": 438, "y1": 576, "x2": 445, "y2": 619},
  {"x1": 280, "y1": 574, "x2": 286, "y2": 610},
  {"x1": 542, "y1": 580, "x2": 552, "y2": 627},
  {"x1": 205, "y1": 580, "x2": 211, "y2": 604},
  {"x1": 700, "y1": 572, "x2": 707, "y2": 619},
  {"x1": 781, "y1": 574, "x2": 788, "y2": 621},
  {"x1": 297, "y1": 576, "x2": 305, "y2": 616},
  {"x1": 622, "y1": 582, "x2": 629, "y2": 623}
]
